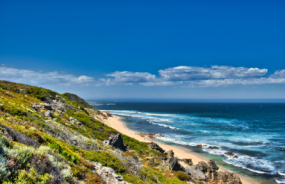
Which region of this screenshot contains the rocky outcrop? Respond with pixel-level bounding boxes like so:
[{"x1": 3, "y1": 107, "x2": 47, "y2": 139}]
[
  {"x1": 45, "y1": 110, "x2": 53, "y2": 118},
  {"x1": 107, "y1": 134, "x2": 127, "y2": 151},
  {"x1": 182, "y1": 158, "x2": 193, "y2": 166},
  {"x1": 92, "y1": 162, "x2": 130, "y2": 184},
  {"x1": 167, "y1": 157, "x2": 184, "y2": 171},
  {"x1": 197, "y1": 161, "x2": 209, "y2": 173},
  {"x1": 184, "y1": 165, "x2": 206, "y2": 180},
  {"x1": 217, "y1": 171, "x2": 242, "y2": 184},
  {"x1": 69, "y1": 117, "x2": 82, "y2": 126},
  {"x1": 166, "y1": 150, "x2": 174, "y2": 158},
  {"x1": 207, "y1": 160, "x2": 219, "y2": 182},
  {"x1": 148, "y1": 142, "x2": 165, "y2": 153}
]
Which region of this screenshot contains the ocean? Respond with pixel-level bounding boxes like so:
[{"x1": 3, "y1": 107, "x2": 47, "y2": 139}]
[{"x1": 94, "y1": 102, "x2": 285, "y2": 184}]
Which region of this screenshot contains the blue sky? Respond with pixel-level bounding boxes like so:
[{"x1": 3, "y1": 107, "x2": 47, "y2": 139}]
[{"x1": 0, "y1": 0, "x2": 285, "y2": 100}]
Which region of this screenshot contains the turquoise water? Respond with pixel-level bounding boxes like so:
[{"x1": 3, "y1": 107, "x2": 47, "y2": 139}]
[{"x1": 95, "y1": 102, "x2": 285, "y2": 183}]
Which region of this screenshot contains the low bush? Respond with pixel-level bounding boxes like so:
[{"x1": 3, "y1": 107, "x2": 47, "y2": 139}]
[
  {"x1": 10, "y1": 145, "x2": 34, "y2": 165},
  {"x1": 4, "y1": 167, "x2": 52, "y2": 184},
  {"x1": 85, "y1": 172, "x2": 104, "y2": 184},
  {"x1": 84, "y1": 151, "x2": 126, "y2": 173},
  {"x1": 174, "y1": 171, "x2": 190, "y2": 181}
]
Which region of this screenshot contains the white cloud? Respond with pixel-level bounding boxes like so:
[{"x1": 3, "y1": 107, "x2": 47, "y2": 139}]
[
  {"x1": 0, "y1": 67, "x2": 96, "y2": 86},
  {"x1": 1, "y1": 66, "x2": 285, "y2": 88},
  {"x1": 158, "y1": 66, "x2": 268, "y2": 81},
  {"x1": 99, "y1": 71, "x2": 156, "y2": 85},
  {"x1": 188, "y1": 70, "x2": 285, "y2": 87}
]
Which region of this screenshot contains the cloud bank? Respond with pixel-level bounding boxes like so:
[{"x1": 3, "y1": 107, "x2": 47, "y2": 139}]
[{"x1": 1, "y1": 66, "x2": 285, "y2": 87}]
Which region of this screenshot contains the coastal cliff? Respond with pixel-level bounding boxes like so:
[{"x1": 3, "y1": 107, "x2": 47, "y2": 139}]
[{"x1": 0, "y1": 80, "x2": 243, "y2": 184}]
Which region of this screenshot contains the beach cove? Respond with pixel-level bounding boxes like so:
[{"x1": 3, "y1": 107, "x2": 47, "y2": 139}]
[{"x1": 104, "y1": 115, "x2": 260, "y2": 184}]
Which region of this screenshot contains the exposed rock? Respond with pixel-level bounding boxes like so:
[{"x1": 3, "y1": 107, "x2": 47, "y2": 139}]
[
  {"x1": 69, "y1": 117, "x2": 82, "y2": 126},
  {"x1": 207, "y1": 160, "x2": 219, "y2": 182},
  {"x1": 182, "y1": 158, "x2": 193, "y2": 166},
  {"x1": 196, "y1": 144, "x2": 202, "y2": 148},
  {"x1": 208, "y1": 146, "x2": 219, "y2": 149},
  {"x1": 92, "y1": 162, "x2": 130, "y2": 184},
  {"x1": 161, "y1": 155, "x2": 167, "y2": 160},
  {"x1": 45, "y1": 110, "x2": 53, "y2": 118},
  {"x1": 167, "y1": 157, "x2": 184, "y2": 171},
  {"x1": 148, "y1": 157, "x2": 155, "y2": 165},
  {"x1": 103, "y1": 112, "x2": 113, "y2": 117},
  {"x1": 44, "y1": 104, "x2": 52, "y2": 110},
  {"x1": 217, "y1": 171, "x2": 242, "y2": 184},
  {"x1": 225, "y1": 152, "x2": 235, "y2": 156},
  {"x1": 166, "y1": 150, "x2": 174, "y2": 158},
  {"x1": 149, "y1": 142, "x2": 165, "y2": 153},
  {"x1": 197, "y1": 161, "x2": 209, "y2": 173},
  {"x1": 184, "y1": 165, "x2": 206, "y2": 180},
  {"x1": 208, "y1": 160, "x2": 219, "y2": 172},
  {"x1": 107, "y1": 134, "x2": 127, "y2": 151}
]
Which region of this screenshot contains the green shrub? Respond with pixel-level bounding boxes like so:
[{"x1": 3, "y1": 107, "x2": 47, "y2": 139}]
[
  {"x1": 0, "y1": 154, "x2": 8, "y2": 180},
  {"x1": 0, "y1": 83, "x2": 8, "y2": 90},
  {"x1": 10, "y1": 145, "x2": 34, "y2": 165},
  {"x1": 44, "y1": 136, "x2": 80, "y2": 164},
  {"x1": 123, "y1": 174, "x2": 146, "y2": 184},
  {"x1": 7, "y1": 168, "x2": 52, "y2": 184},
  {"x1": 84, "y1": 151, "x2": 126, "y2": 173},
  {"x1": 174, "y1": 171, "x2": 190, "y2": 181}
]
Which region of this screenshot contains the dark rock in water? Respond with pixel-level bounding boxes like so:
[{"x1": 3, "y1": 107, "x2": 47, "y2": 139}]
[
  {"x1": 208, "y1": 146, "x2": 219, "y2": 149},
  {"x1": 208, "y1": 160, "x2": 219, "y2": 172},
  {"x1": 183, "y1": 159, "x2": 193, "y2": 166},
  {"x1": 108, "y1": 134, "x2": 127, "y2": 151},
  {"x1": 197, "y1": 161, "x2": 209, "y2": 173},
  {"x1": 166, "y1": 150, "x2": 174, "y2": 158},
  {"x1": 148, "y1": 142, "x2": 165, "y2": 153},
  {"x1": 278, "y1": 148, "x2": 285, "y2": 152},
  {"x1": 234, "y1": 155, "x2": 238, "y2": 158},
  {"x1": 167, "y1": 157, "x2": 184, "y2": 171},
  {"x1": 225, "y1": 152, "x2": 235, "y2": 156},
  {"x1": 196, "y1": 144, "x2": 202, "y2": 148}
]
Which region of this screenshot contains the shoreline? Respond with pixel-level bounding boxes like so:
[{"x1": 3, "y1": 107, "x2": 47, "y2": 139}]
[{"x1": 105, "y1": 115, "x2": 260, "y2": 184}]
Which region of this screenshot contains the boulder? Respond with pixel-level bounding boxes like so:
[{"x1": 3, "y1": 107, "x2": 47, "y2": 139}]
[
  {"x1": 92, "y1": 162, "x2": 129, "y2": 184},
  {"x1": 217, "y1": 171, "x2": 242, "y2": 184},
  {"x1": 167, "y1": 157, "x2": 184, "y2": 171},
  {"x1": 208, "y1": 160, "x2": 219, "y2": 172},
  {"x1": 104, "y1": 112, "x2": 113, "y2": 117},
  {"x1": 166, "y1": 150, "x2": 174, "y2": 158},
  {"x1": 45, "y1": 110, "x2": 53, "y2": 118},
  {"x1": 183, "y1": 158, "x2": 193, "y2": 166},
  {"x1": 44, "y1": 104, "x2": 52, "y2": 110},
  {"x1": 149, "y1": 142, "x2": 165, "y2": 153},
  {"x1": 108, "y1": 134, "x2": 127, "y2": 151},
  {"x1": 206, "y1": 160, "x2": 219, "y2": 182},
  {"x1": 184, "y1": 165, "x2": 206, "y2": 180},
  {"x1": 197, "y1": 161, "x2": 209, "y2": 173}
]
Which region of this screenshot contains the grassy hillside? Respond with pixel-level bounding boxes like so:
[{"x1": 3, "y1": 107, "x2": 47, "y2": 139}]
[{"x1": 0, "y1": 80, "x2": 192, "y2": 184}]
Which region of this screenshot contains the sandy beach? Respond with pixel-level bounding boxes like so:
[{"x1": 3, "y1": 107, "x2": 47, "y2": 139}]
[{"x1": 104, "y1": 115, "x2": 260, "y2": 184}]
